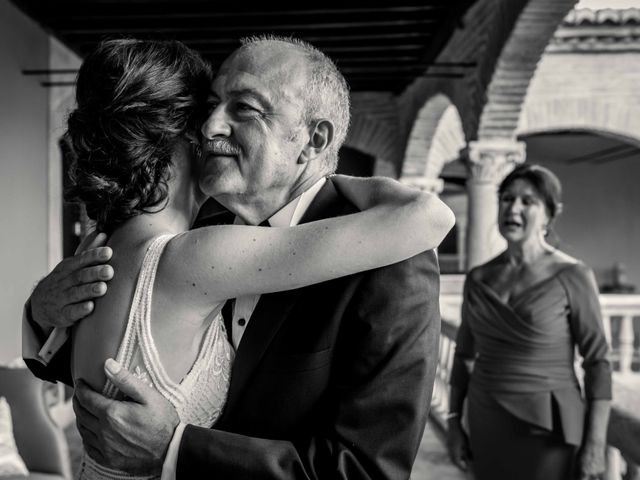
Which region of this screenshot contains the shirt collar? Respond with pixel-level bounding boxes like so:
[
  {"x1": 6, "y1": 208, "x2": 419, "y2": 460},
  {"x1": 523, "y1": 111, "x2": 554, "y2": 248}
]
[{"x1": 234, "y1": 177, "x2": 327, "y2": 227}]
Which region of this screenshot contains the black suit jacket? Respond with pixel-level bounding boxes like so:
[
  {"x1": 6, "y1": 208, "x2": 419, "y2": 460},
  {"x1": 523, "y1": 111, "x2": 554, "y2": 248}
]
[
  {"x1": 179, "y1": 179, "x2": 441, "y2": 479},
  {"x1": 25, "y1": 179, "x2": 441, "y2": 479}
]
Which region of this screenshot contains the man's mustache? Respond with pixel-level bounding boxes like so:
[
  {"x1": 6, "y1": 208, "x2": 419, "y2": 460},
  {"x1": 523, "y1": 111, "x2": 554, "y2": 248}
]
[{"x1": 202, "y1": 138, "x2": 241, "y2": 156}]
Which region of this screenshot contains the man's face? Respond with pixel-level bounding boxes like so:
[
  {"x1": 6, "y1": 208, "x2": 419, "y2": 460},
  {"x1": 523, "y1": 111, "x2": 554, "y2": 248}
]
[{"x1": 199, "y1": 46, "x2": 310, "y2": 202}]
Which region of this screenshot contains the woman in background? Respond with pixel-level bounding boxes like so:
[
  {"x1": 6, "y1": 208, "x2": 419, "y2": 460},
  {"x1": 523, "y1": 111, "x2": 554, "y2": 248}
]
[{"x1": 446, "y1": 164, "x2": 611, "y2": 480}]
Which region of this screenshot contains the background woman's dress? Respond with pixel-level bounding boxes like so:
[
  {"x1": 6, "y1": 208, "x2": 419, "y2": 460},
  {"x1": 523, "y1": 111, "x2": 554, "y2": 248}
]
[{"x1": 451, "y1": 262, "x2": 611, "y2": 480}]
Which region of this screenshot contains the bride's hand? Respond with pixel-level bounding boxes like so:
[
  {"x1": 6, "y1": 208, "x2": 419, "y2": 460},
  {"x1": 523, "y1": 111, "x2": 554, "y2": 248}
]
[
  {"x1": 331, "y1": 174, "x2": 455, "y2": 245},
  {"x1": 331, "y1": 175, "x2": 409, "y2": 211}
]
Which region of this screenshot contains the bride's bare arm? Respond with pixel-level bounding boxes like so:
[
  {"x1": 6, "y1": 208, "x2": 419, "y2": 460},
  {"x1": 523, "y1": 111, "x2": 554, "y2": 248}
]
[
  {"x1": 332, "y1": 174, "x2": 455, "y2": 252},
  {"x1": 157, "y1": 176, "x2": 454, "y2": 307}
]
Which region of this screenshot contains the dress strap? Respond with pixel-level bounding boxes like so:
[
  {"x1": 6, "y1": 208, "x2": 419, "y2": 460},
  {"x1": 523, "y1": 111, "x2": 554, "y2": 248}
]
[
  {"x1": 138, "y1": 279, "x2": 223, "y2": 404},
  {"x1": 102, "y1": 235, "x2": 175, "y2": 399}
]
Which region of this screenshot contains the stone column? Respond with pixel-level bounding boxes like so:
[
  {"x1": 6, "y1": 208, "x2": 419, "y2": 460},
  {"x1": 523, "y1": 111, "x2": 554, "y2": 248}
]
[{"x1": 463, "y1": 139, "x2": 525, "y2": 270}]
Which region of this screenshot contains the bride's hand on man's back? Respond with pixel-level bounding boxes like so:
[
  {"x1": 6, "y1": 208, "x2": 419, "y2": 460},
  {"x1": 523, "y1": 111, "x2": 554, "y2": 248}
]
[{"x1": 30, "y1": 232, "x2": 114, "y2": 331}]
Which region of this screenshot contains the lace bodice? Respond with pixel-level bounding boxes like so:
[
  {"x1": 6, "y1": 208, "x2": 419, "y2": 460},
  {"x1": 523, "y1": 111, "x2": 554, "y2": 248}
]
[{"x1": 78, "y1": 235, "x2": 233, "y2": 480}]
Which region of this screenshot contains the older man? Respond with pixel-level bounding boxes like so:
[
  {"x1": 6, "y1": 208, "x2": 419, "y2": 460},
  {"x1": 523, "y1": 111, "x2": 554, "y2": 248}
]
[{"x1": 24, "y1": 37, "x2": 441, "y2": 479}]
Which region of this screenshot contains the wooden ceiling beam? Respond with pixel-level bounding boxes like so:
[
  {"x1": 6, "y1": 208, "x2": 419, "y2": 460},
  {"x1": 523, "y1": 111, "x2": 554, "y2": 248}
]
[
  {"x1": 346, "y1": 72, "x2": 465, "y2": 78},
  {"x1": 194, "y1": 44, "x2": 427, "y2": 55},
  {"x1": 72, "y1": 32, "x2": 433, "y2": 49},
  {"x1": 334, "y1": 56, "x2": 421, "y2": 64},
  {"x1": 57, "y1": 19, "x2": 437, "y2": 36},
  {"x1": 341, "y1": 65, "x2": 430, "y2": 73},
  {"x1": 178, "y1": 32, "x2": 433, "y2": 45},
  {"x1": 9, "y1": 0, "x2": 476, "y2": 94},
  {"x1": 40, "y1": 5, "x2": 444, "y2": 21}
]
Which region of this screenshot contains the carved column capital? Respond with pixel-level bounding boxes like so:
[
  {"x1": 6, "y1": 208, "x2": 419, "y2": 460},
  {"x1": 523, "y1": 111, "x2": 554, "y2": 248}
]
[
  {"x1": 462, "y1": 139, "x2": 526, "y2": 185},
  {"x1": 400, "y1": 175, "x2": 444, "y2": 195}
]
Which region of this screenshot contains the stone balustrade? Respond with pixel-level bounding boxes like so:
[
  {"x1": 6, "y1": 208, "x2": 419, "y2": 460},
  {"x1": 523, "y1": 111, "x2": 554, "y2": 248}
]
[{"x1": 433, "y1": 293, "x2": 640, "y2": 479}]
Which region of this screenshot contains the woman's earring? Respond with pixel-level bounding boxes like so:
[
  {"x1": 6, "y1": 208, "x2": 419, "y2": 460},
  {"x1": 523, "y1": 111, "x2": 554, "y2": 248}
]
[{"x1": 542, "y1": 224, "x2": 549, "y2": 237}]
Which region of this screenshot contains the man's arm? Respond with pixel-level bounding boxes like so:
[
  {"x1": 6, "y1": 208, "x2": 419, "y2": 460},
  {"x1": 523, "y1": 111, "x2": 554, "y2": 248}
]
[
  {"x1": 73, "y1": 250, "x2": 439, "y2": 479},
  {"x1": 22, "y1": 232, "x2": 114, "y2": 384},
  {"x1": 179, "y1": 249, "x2": 440, "y2": 479}
]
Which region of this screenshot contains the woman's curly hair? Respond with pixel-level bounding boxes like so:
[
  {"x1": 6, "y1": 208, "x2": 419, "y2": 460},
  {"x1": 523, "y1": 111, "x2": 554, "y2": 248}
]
[{"x1": 66, "y1": 39, "x2": 212, "y2": 233}]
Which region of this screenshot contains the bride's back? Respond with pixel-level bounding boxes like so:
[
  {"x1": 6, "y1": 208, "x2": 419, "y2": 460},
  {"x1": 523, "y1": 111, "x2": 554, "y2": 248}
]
[
  {"x1": 71, "y1": 221, "x2": 225, "y2": 394},
  {"x1": 71, "y1": 226, "x2": 150, "y2": 392},
  {"x1": 73, "y1": 222, "x2": 232, "y2": 480}
]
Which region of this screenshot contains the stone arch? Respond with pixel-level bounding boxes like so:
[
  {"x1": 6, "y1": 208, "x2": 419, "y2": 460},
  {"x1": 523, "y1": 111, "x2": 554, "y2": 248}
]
[
  {"x1": 400, "y1": 94, "x2": 466, "y2": 189},
  {"x1": 477, "y1": 0, "x2": 578, "y2": 140},
  {"x1": 397, "y1": 0, "x2": 576, "y2": 164},
  {"x1": 517, "y1": 98, "x2": 640, "y2": 147}
]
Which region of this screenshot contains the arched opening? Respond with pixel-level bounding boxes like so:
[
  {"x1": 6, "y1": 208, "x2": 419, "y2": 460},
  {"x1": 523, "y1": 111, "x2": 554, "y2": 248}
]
[
  {"x1": 401, "y1": 94, "x2": 462, "y2": 180},
  {"x1": 400, "y1": 94, "x2": 467, "y2": 273},
  {"x1": 519, "y1": 129, "x2": 640, "y2": 291}
]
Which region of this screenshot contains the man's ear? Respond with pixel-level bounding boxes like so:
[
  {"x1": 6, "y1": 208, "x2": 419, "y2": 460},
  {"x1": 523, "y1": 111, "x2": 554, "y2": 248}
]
[{"x1": 299, "y1": 119, "x2": 334, "y2": 164}]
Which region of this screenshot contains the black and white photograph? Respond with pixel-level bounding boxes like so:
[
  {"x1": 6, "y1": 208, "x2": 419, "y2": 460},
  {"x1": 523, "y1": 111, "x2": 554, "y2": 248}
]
[{"x1": 0, "y1": 1, "x2": 638, "y2": 479}]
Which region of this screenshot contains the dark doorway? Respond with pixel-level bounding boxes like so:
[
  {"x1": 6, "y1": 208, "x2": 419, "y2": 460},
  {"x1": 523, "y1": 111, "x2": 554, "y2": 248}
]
[
  {"x1": 337, "y1": 146, "x2": 375, "y2": 177},
  {"x1": 60, "y1": 136, "x2": 85, "y2": 257}
]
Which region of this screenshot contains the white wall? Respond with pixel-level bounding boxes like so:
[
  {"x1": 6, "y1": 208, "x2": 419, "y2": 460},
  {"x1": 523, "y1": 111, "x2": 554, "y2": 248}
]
[
  {"x1": 0, "y1": 1, "x2": 80, "y2": 362},
  {"x1": 48, "y1": 38, "x2": 82, "y2": 269},
  {"x1": 534, "y1": 156, "x2": 640, "y2": 289},
  {"x1": 0, "y1": 0, "x2": 50, "y2": 361}
]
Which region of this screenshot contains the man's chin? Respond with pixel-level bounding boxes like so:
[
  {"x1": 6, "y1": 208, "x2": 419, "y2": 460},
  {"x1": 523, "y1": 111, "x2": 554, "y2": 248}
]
[
  {"x1": 203, "y1": 154, "x2": 238, "y2": 167},
  {"x1": 199, "y1": 177, "x2": 224, "y2": 198},
  {"x1": 199, "y1": 177, "x2": 240, "y2": 201}
]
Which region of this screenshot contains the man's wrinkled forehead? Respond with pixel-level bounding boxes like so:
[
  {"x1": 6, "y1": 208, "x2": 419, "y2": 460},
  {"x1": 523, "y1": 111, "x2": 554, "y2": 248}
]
[{"x1": 213, "y1": 46, "x2": 308, "y2": 104}]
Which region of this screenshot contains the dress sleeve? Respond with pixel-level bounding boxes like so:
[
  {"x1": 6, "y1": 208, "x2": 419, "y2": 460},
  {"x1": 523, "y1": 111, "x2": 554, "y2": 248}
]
[
  {"x1": 449, "y1": 277, "x2": 476, "y2": 389},
  {"x1": 561, "y1": 263, "x2": 612, "y2": 400}
]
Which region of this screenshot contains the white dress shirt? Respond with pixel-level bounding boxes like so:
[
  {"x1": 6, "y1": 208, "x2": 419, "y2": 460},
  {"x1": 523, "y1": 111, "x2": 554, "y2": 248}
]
[
  {"x1": 229, "y1": 177, "x2": 326, "y2": 349},
  {"x1": 161, "y1": 177, "x2": 326, "y2": 480}
]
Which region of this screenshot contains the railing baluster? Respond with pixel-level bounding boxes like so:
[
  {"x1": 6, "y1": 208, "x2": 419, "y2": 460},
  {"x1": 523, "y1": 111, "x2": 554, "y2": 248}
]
[
  {"x1": 605, "y1": 446, "x2": 622, "y2": 480},
  {"x1": 619, "y1": 315, "x2": 634, "y2": 375},
  {"x1": 602, "y1": 311, "x2": 613, "y2": 348}
]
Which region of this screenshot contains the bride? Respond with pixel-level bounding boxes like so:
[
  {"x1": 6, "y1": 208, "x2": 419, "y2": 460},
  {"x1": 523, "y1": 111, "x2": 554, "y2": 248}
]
[{"x1": 65, "y1": 39, "x2": 454, "y2": 479}]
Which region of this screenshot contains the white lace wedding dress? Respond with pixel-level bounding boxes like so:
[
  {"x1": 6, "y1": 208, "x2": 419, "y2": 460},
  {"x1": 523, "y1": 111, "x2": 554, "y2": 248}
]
[{"x1": 77, "y1": 235, "x2": 233, "y2": 480}]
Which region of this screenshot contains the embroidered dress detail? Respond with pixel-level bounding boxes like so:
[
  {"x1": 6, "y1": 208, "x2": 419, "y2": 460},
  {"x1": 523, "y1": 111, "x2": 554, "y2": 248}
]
[{"x1": 78, "y1": 235, "x2": 232, "y2": 480}]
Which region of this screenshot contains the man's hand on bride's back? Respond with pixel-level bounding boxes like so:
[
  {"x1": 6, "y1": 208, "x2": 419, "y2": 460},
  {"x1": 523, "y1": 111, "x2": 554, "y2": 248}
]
[
  {"x1": 73, "y1": 359, "x2": 179, "y2": 475},
  {"x1": 31, "y1": 232, "x2": 114, "y2": 331}
]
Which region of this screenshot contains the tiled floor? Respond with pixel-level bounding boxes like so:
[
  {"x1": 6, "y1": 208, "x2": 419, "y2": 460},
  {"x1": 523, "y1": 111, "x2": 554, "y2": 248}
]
[
  {"x1": 64, "y1": 422, "x2": 83, "y2": 479},
  {"x1": 411, "y1": 420, "x2": 470, "y2": 480}
]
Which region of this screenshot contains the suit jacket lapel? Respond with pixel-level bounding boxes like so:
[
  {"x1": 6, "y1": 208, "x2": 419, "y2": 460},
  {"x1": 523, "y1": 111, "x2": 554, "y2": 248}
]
[
  {"x1": 297, "y1": 178, "x2": 348, "y2": 225},
  {"x1": 192, "y1": 198, "x2": 231, "y2": 228},
  {"x1": 221, "y1": 179, "x2": 349, "y2": 417}
]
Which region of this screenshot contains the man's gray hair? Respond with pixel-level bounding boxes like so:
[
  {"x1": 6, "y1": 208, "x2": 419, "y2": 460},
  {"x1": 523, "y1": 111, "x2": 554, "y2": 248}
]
[{"x1": 238, "y1": 35, "x2": 351, "y2": 173}]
